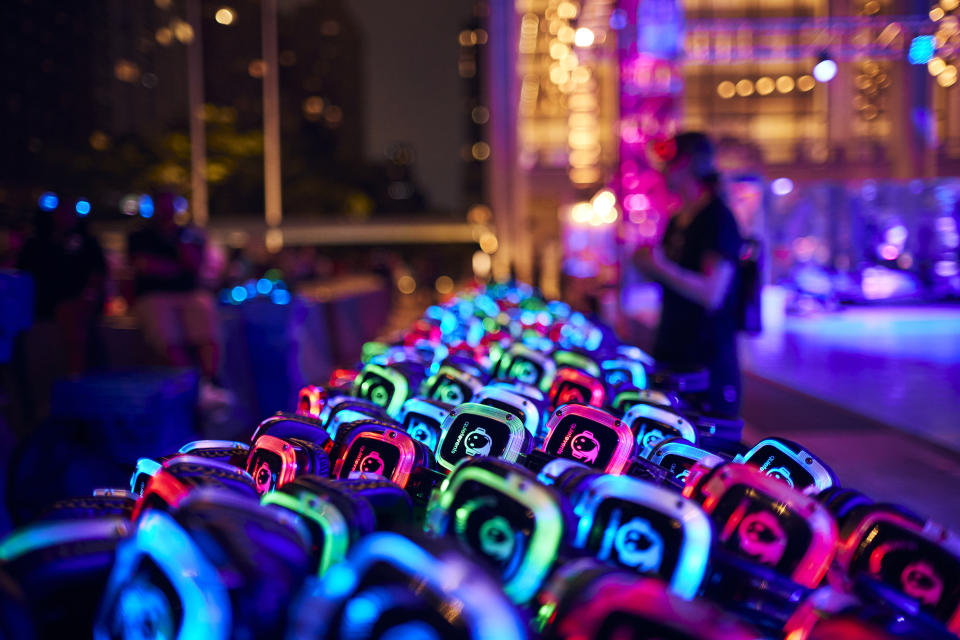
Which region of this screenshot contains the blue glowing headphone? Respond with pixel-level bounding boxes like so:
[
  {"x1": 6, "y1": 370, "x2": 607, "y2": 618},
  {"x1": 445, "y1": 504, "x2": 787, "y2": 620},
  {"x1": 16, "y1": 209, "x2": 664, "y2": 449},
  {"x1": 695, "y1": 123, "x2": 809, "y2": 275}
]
[
  {"x1": 564, "y1": 472, "x2": 712, "y2": 599},
  {"x1": 287, "y1": 531, "x2": 528, "y2": 640}
]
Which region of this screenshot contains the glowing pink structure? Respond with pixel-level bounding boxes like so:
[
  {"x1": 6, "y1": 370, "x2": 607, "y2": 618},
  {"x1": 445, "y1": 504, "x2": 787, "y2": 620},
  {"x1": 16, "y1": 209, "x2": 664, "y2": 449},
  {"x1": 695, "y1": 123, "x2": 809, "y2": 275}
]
[{"x1": 613, "y1": 0, "x2": 684, "y2": 247}]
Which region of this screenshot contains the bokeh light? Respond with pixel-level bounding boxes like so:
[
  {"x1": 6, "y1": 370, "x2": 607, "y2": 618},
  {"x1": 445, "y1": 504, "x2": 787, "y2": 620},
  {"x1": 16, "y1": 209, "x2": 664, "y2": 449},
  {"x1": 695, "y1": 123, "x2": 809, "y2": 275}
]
[
  {"x1": 471, "y1": 106, "x2": 490, "y2": 124},
  {"x1": 265, "y1": 228, "x2": 284, "y2": 253},
  {"x1": 591, "y1": 189, "x2": 616, "y2": 216},
  {"x1": 215, "y1": 7, "x2": 236, "y2": 25},
  {"x1": 397, "y1": 275, "x2": 416, "y2": 294},
  {"x1": 776, "y1": 75, "x2": 796, "y2": 93},
  {"x1": 574, "y1": 28, "x2": 595, "y2": 48},
  {"x1": 771, "y1": 177, "x2": 794, "y2": 196},
  {"x1": 139, "y1": 195, "x2": 154, "y2": 219},
  {"x1": 556, "y1": 2, "x2": 577, "y2": 19},
  {"x1": 303, "y1": 96, "x2": 325, "y2": 120},
  {"x1": 472, "y1": 251, "x2": 492, "y2": 278},
  {"x1": 172, "y1": 19, "x2": 194, "y2": 44},
  {"x1": 471, "y1": 142, "x2": 491, "y2": 161},
  {"x1": 571, "y1": 202, "x2": 593, "y2": 224},
  {"x1": 467, "y1": 204, "x2": 492, "y2": 225},
  {"x1": 38, "y1": 192, "x2": 58, "y2": 211},
  {"x1": 909, "y1": 36, "x2": 936, "y2": 65},
  {"x1": 479, "y1": 232, "x2": 499, "y2": 254},
  {"x1": 813, "y1": 58, "x2": 838, "y2": 82},
  {"x1": 114, "y1": 59, "x2": 140, "y2": 83},
  {"x1": 435, "y1": 276, "x2": 454, "y2": 295},
  {"x1": 929, "y1": 57, "x2": 946, "y2": 76},
  {"x1": 120, "y1": 194, "x2": 139, "y2": 216},
  {"x1": 937, "y1": 65, "x2": 957, "y2": 87},
  {"x1": 325, "y1": 105, "x2": 343, "y2": 126},
  {"x1": 735, "y1": 79, "x2": 755, "y2": 96},
  {"x1": 248, "y1": 60, "x2": 267, "y2": 78}
]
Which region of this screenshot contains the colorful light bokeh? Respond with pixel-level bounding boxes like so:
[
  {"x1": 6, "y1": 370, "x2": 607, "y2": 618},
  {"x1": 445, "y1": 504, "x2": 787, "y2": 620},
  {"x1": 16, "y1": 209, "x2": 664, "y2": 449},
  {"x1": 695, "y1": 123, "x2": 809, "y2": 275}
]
[{"x1": 616, "y1": 0, "x2": 684, "y2": 248}]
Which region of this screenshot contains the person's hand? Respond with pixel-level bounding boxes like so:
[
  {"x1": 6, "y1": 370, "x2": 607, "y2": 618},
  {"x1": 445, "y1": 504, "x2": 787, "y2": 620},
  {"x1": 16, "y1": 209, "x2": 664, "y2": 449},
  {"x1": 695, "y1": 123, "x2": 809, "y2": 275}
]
[{"x1": 634, "y1": 245, "x2": 665, "y2": 278}]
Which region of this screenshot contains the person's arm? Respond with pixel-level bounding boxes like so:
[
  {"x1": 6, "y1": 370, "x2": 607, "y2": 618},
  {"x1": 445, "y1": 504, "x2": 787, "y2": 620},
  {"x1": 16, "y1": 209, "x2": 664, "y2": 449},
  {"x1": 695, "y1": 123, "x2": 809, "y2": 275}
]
[{"x1": 635, "y1": 246, "x2": 735, "y2": 312}]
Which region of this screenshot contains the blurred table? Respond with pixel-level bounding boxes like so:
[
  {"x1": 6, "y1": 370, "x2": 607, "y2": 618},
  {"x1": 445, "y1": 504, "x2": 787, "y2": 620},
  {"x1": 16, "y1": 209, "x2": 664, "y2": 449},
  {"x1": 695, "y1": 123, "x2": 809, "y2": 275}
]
[
  {"x1": 218, "y1": 276, "x2": 390, "y2": 430},
  {"x1": 15, "y1": 276, "x2": 390, "y2": 437}
]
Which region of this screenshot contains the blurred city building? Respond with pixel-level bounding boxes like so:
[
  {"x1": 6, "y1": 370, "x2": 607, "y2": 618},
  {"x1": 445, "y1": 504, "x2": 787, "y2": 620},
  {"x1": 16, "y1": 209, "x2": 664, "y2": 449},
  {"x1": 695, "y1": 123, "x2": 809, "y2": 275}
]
[
  {"x1": 486, "y1": 0, "x2": 960, "y2": 304},
  {"x1": 682, "y1": 0, "x2": 960, "y2": 181},
  {"x1": 1, "y1": 0, "x2": 405, "y2": 218},
  {"x1": 460, "y1": 3, "x2": 493, "y2": 208}
]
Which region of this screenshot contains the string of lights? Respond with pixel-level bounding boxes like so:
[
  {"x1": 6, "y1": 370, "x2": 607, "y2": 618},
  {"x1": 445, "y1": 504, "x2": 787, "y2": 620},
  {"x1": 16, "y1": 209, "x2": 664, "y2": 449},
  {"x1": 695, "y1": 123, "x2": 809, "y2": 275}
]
[{"x1": 927, "y1": 0, "x2": 960, "y2": 87}]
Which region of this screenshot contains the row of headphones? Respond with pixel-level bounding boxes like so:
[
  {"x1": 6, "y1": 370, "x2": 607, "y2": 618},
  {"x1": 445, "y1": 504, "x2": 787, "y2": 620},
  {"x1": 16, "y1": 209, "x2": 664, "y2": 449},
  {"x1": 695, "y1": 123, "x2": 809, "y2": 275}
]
[{"x1": 1, "y1": 283, "x2": 957, "y2": 640}]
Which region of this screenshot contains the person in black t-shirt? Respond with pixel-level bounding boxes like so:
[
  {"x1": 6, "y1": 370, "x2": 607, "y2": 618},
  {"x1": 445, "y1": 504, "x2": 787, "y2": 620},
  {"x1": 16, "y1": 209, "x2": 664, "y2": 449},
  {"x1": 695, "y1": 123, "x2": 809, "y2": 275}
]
[
  {"x1": 128, "y1": 193, "x2": 229, "y2": 408},
  {"x1": 633, "y1": 133, "x2": 743, "y2": 417},
  {"x1": 17, "y1": 201, "x2": 107, "y2": 374}
]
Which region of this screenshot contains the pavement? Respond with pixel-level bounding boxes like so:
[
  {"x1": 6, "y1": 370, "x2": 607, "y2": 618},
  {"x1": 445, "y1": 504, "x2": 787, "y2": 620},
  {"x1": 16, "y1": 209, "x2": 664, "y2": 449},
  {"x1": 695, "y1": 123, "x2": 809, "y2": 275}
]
[
  {"x1": 741, "y1": 372, "x2": 960, "y2": 533},
  {"x1": 740, "y1": 304, "x2": 960, "y2": 453},
  {"x1": 737, "y1": 303, "x2": 960, "y2": 532}
]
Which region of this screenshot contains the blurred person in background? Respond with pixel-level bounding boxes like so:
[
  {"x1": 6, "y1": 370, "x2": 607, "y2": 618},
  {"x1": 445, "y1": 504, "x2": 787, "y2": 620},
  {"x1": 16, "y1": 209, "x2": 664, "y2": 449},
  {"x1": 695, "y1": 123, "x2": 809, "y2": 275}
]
[
  {"x1": 634, "y1": 132, "x2": 743, "y2": 417},
  {"x1": 0, "y1": 207, "x2": 28, "y2": 269},
  {"x1": 127, "y1": 192, "x2": 230, "y2": 408},
  {"x1": 17, "y1": 200, "x2": 106, "y2": 375}
]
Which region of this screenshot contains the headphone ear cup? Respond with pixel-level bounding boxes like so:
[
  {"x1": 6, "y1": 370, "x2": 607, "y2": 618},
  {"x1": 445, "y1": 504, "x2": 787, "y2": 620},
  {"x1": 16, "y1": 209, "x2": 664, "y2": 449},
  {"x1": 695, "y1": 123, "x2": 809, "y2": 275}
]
[
  {"x1": 869, "y1": 502, "x2": 926, "y2": 527},
  {"x1": 835, "y1": 499, "x2": 888, "y2": 542},
  {"x1": 819, "y1": 488, "x2": 873, "y2": 531},
  {"x1": 815, "y1": 486, "x2": 844, "y2": 510}
]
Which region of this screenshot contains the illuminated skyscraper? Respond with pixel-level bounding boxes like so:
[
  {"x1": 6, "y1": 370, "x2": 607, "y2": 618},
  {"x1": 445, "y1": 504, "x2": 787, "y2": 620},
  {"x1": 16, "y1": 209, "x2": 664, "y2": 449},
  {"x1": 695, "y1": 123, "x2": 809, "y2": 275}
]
[{"x1": 680, "y1": 0, "x2": 960, "y2": 179}]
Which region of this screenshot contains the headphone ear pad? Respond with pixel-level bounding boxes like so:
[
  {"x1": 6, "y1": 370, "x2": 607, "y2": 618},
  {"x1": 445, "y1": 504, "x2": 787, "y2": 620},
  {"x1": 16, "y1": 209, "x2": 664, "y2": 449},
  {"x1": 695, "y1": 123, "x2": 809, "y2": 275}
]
[
  {"x1": 836, "y1": 500, "x2": 893, "y2": 542},
  {"x1": 817, "y1": 485, "x2": 854, "y2": 508}
]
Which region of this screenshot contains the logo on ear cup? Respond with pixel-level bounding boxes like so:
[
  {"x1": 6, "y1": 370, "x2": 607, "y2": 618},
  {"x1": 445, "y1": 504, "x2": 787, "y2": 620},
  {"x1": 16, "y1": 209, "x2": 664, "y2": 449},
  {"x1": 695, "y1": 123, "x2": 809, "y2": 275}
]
[
  {"x1": 252, "y1": 459, "x2": 275, "y2": 494},
  {"x1": 613, "y1": 517, "x2": 664, "y2": 572},
  {"x1": 570, "y1": 430, "x2": 600, "y2": 464},
  {"x1": 358, "y1": 451, "x2": 385, "y2": 475},
  {"x1": 606, "y1": 370, "x2": 628, "y2": 387},
  {"x1": 765, "y1": 466, "x2": 795, "y2": 488},
  {"x1": 113, "y1": 575, "x2": 177, "y2": 640},
  {"x1": 737, "y1": 510, "x2": 788, "y2": 567},
  {"x1": 640, "y1": 428, "x2": 666, "y2": 451},
  {"x1": 439, "y1": 383, "x2": 465, "y2": 405},
  {"x1": 509, "y1": 360, "x2": 539, "y2": 384},
  {"x1": 900, "y1": 560, "x2": 944, "y2": 606},
  {"x1": 297, "y1": 396, "x2": 312, "y2": 415},
  {"x1": 408, "y1": 420, "x2": 438, "y2": 450},
  {"x1": 464, "y1": 427, "x2": 493, "y2": 456},
  {"x1": 556, "y1": 384, "x2": 586, "y2": 406},
  {"x1": 478, "y1": 516, "x2": 515, "y2": 561},
  {"x1": 369, "y1": 385, "x2": 390, "y2": 407}
]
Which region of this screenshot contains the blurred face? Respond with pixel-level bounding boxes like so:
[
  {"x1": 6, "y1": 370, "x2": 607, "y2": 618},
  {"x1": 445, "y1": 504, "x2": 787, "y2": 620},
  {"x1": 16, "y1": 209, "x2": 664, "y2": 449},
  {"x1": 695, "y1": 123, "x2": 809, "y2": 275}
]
[{"x1": 662, "y1": 153, "x2": 696, "y2": 198}]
